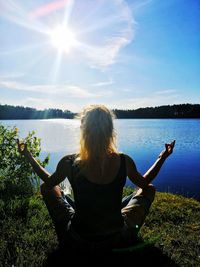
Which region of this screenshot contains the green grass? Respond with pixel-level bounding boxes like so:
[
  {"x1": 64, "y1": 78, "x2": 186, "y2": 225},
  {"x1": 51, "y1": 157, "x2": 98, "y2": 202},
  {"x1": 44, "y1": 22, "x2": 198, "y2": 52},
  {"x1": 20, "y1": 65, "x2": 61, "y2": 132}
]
[
  {"x1": 140, "y1": 192, "x2": 200, "y2": 267},
  {"x1": 1, "y1": 191, "x2": 200, "y2": 267},
  {"x1": 0, "y1": 195, "x2": 58, "y2": 267}
]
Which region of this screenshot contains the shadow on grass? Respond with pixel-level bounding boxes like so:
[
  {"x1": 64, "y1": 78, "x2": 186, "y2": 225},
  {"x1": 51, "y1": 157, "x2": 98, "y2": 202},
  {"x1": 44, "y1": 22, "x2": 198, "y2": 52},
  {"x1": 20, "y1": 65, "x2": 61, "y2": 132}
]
[{"x1": 43, "y1": 241, "x2": 179, "y2": 267}]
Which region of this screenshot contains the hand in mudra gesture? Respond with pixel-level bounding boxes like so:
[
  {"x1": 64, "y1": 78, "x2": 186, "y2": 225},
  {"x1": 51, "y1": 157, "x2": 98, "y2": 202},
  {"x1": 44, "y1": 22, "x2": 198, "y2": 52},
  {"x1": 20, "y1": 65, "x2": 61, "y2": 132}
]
[
  {"x1": 17, "y1": 139, "x2": 29, "y2": 156},
  {"x1": 159, "y1": 140, "x2": 176, "y2": 159}
]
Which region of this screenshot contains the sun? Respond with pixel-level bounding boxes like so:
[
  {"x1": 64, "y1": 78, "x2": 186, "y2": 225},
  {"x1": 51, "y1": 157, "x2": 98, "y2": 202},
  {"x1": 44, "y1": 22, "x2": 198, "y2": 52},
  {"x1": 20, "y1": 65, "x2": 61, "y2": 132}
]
[{"x1": 49, "y1": 26, "x2": 76, "y2": 53}]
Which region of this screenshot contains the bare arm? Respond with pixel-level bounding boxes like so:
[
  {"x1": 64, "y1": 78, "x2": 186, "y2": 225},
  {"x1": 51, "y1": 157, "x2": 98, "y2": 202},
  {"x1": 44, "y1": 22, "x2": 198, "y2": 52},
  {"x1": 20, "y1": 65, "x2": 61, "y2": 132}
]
[
  {"x1": 125, "y1": 140, "x2": 175, "y2": 188},
  {"x1": 17, "y1": 139, "x2": 69, "y2": 187},
  {"x1": 143, "y1": 156, "x2": 166, "y2": 183},
  {"x1": 25, "y1": 152, "x2": 50, "y2": 182},
  {"x1": 17, "y1": 139, "x2": 50, "y2": 182}
]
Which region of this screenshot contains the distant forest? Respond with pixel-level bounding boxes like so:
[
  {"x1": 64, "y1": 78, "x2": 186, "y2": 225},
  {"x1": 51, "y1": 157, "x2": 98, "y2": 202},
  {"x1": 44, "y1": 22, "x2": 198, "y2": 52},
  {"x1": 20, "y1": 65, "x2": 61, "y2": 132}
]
[
  {"x1": 0, "y1": 105, "x2": 74, "y2": 119},
  {"x1": 0, "y1": 103, "x2": 200, "y2": 119},
  {"x1": 113, "y1": 104, "x2": 200, "y2": 119}
]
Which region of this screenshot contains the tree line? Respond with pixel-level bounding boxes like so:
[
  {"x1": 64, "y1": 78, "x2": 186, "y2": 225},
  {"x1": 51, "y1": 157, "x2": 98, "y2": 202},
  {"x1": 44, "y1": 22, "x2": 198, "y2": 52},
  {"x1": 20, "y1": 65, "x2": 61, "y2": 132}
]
[
  {"x1": 113, "y1": 104, "x2": 200, "y2": 118},
  {"x1": 0, "y1": 103, "x2": 200, "y2": 119},
  {"x1": 0, "y1": 104, "x2": 75, "y2": 119}
]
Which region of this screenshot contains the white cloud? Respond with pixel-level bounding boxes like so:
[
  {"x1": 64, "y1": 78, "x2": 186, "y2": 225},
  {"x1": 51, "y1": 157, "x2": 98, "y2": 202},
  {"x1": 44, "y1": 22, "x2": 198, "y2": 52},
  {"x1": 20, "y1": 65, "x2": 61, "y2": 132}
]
[
  {"x1": 130, "y1": 0, "x2": 153, "y2": 11},
  {"x1": 154, "y1": 89, "x2": 177, "y2": 95},
  {"x1": 0, "y1": 78, "x2": 96, "y2": 98},
  {"x1": 85, "y1": 33, "x2": 133, "y2": 68},
  {"x1": 92, "y1": 78, "x2": 114, "y2": 87},
  {"x1": 74, "y1": 0, "x2": 135, "y2": 68}
]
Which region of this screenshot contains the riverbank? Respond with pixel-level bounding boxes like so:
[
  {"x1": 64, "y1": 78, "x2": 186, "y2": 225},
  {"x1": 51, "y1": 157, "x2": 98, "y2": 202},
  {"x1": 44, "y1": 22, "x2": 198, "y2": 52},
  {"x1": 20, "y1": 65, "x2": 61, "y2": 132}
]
[{"x1": 1, "y1": 190, "x2": 199, "y2": 267}]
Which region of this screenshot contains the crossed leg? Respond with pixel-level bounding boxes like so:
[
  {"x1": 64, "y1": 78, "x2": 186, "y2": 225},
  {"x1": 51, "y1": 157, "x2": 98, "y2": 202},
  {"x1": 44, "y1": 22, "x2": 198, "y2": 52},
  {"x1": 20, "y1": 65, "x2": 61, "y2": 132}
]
[
  {"x1": 121, "y1": 184, "x2": 156, "y2": 228},
  {"x1": 41, "y1": 183, "x2": 62, "y2": 198},
  {"x1": 40, "y1": 183, "x2": 75, "y2": 244}
]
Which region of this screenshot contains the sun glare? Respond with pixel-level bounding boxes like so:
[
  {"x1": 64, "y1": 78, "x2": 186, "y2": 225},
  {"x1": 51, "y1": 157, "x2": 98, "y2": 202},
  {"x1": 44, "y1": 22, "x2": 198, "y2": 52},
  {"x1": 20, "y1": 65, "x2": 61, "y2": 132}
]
[{"x1": 49, "y1": 26, "x2": 76, "y2": 53}]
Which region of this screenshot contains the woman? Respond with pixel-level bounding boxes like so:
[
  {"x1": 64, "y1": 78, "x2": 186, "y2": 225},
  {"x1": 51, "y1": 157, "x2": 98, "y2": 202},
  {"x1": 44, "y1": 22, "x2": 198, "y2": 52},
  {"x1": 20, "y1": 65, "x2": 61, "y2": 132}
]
[{"x1": 17, "y1": 104, "x2": 175, "y2": 251}]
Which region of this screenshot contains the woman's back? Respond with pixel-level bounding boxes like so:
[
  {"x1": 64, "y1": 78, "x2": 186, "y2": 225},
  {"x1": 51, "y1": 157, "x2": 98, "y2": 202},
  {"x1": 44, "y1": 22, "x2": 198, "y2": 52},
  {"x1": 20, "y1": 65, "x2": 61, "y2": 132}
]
[
  {"x1": 67, "y1": 153, "x2": 127, "y2": 238},
  {"x1": 79, "y1": 152, "x2": 121, "y2": 185}
]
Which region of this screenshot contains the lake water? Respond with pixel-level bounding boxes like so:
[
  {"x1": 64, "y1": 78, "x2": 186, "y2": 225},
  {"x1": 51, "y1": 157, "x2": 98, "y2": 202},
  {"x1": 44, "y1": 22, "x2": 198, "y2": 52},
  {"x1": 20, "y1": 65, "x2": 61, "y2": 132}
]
[{"x1": 1, "y1": 119, "x2": 200, "y2": 200}]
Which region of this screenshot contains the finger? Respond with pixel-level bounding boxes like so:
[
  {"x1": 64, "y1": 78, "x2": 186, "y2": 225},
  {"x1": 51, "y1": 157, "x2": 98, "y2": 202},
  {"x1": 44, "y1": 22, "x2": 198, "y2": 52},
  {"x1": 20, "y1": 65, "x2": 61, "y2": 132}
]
[
  {"x1": 171, "y1": 140, "x2": 176, "y2": 147},
  {"x1": 169, "y1": 142, "x2": 175, "y2": 150}
]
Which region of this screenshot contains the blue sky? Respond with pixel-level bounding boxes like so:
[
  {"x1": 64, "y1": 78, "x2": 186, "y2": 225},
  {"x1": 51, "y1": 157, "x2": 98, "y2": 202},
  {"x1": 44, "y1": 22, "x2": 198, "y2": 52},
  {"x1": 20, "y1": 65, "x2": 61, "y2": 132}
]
[{"x1": 0, "y1": 0, "x2": 199, "y2": 112}]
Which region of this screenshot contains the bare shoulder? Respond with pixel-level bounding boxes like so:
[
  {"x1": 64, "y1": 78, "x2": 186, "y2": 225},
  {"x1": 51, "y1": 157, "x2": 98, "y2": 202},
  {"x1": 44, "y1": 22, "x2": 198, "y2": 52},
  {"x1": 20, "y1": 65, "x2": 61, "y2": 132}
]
[
  {"x1": 122, "y1": 153, "x2": 137, "y2": 173},
  {"x1": 123, "y1": 153, "x2": 135, "y2": 165},
  {"x1": 58, "y1": 154, "x2": 76, "y2": 173},
  {"x1": 60, "y1": 154, "x2": 76, "y2": 163}
]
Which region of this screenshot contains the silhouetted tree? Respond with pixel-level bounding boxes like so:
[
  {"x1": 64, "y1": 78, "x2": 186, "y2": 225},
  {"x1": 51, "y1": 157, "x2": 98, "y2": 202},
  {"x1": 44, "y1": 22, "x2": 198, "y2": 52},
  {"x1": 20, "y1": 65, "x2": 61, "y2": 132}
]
[
  {"x1": 0, "y1": 105, "x2": 75, "y2": 119},
  {"x1": 113, "y1": 104, "x2": 200, "y2": 119}
]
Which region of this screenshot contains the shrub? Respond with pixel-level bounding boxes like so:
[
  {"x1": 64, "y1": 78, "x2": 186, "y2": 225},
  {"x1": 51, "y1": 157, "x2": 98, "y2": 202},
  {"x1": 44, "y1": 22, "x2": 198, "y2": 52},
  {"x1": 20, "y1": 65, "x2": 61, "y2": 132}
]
[{"x1": 0, "y1": 124, "x2": 53, "y2": 266}]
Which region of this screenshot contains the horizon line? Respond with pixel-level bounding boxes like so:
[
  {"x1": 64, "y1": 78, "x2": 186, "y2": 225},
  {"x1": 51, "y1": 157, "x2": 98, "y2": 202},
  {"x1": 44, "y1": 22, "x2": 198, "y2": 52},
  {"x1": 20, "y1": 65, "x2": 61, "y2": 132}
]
[{"x1": 0, "y1": 102, "x2": 199, "y2": 114}]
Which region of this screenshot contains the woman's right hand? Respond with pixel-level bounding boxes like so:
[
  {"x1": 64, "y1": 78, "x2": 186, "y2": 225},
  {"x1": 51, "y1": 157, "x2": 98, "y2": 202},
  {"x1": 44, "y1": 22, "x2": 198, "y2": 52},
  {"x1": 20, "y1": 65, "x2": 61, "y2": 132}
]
[
  {"x1": 159, "y1": 140, "x2": 176, "y2": 160},
  {"x1": 17, "y1": 139, "x2": 29, "y2": 156}
]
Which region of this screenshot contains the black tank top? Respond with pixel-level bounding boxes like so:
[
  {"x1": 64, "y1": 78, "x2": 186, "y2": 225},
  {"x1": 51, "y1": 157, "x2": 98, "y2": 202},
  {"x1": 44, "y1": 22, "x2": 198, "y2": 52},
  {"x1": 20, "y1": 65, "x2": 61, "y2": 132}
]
[{"x1": 67, "y1": 153, "x2": 127, "y2": 238}]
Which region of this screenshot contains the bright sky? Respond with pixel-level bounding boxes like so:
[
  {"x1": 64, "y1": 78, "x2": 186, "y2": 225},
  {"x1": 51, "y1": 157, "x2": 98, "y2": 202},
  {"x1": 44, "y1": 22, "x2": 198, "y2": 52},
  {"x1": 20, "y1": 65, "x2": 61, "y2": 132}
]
[{"x1": 0, "y1": 0, "x2": 199, "y2": 112}]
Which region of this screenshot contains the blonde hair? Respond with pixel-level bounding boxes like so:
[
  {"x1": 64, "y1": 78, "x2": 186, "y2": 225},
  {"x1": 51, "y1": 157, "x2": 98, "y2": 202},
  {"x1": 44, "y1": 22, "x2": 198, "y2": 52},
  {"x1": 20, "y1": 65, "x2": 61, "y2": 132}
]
[{"x1": 75, "y1": 104, "x2": 118, "y2": 172}]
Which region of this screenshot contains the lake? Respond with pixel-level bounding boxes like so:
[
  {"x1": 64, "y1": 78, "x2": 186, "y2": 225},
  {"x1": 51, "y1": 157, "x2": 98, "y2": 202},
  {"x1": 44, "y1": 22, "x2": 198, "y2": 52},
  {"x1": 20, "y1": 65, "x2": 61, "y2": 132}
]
[{"x1": 1, "y1": 119, "x2": 200, "y2": 200}]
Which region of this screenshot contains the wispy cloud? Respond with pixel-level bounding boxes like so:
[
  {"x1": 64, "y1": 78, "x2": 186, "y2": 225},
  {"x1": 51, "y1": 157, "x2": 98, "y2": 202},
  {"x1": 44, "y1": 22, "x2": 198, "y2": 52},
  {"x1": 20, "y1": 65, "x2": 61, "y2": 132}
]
[
  {"x1": 130, "y1": 0, "x2": 153, "y2": 12},
  {"x1": 154, "y1": 89, "x2": 177, "y2": 95},
  {"x1": 0, "y1": 78, "x2": 96, "y2": 98},
  {"x1": 75, "y1": 0, "x2": 135, "y2": 68},
  {"x1": 92, "y1": 78, "x2": 114, "y2": 87},
  {"x1": 85, "y1": 33, "x2": 133, "y2": 68},
  {"x1": 0, "y1": 77, "x2": 115, "y2": 100}
]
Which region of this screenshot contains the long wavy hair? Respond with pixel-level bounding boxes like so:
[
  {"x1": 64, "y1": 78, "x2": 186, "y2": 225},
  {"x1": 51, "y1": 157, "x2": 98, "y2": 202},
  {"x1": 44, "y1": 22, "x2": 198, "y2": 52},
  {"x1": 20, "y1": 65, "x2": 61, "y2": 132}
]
[{"x1": 75, "y1": 104, "x2": 118, "y2": 173}]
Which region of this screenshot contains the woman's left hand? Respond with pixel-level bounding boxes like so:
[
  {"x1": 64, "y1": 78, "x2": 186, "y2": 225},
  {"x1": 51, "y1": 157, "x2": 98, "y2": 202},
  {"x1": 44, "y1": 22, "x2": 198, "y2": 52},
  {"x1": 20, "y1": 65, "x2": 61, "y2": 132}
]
[{"x1": 17, "y1": 139, "x2": 29, "y2": 156}]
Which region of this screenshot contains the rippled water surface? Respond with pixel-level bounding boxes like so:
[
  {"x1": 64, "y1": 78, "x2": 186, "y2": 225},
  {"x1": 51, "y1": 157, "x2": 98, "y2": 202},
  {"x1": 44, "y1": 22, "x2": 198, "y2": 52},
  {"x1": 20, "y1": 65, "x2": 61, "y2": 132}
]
[{"x1": 1, "y1": 119, "x2": 200, "y2": 200}]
